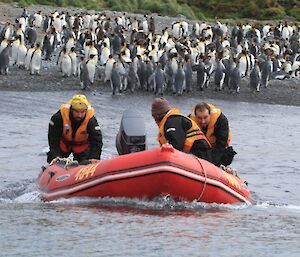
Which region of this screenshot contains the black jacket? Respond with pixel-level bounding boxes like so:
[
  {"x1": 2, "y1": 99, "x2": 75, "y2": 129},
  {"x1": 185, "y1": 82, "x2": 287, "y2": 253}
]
[
  {"x1": 163, "y1": 115, "x2": 212, "y2": 162},
  {"x1": 47, "y1": 110, "x2": 103, "y2": 162}
]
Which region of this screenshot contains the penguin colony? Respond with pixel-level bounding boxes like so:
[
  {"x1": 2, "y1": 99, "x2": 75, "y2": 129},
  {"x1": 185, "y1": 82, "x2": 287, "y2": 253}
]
[{"x1": 0, "y1": 8, "x2": 299, "y2": 95}]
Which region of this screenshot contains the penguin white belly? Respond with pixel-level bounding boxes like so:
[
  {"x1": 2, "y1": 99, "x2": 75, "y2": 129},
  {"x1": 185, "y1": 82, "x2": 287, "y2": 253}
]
[
  {"x1": 222, "y1": 40, "x2": 230, "y2": 48},
  {"x1": 4, "y1": 28, "x2": 11, "y2": 40},
  {"x1": 282, "y1": 28, "x2": 290, "y2": 40},
  {"x1": 142, "y1": 21, "x2": 148, "y2": 33},
  {"x1": 66, "y1": 40, "x2": 74, "y2": 52},
  {"x1": 161, "y1": 34, "x2": 168, "y2": 45},
  {"x1": 149, "y1": 51, "x2": 158, "y2": 63},
  {"x1": 172, "y1": 25, "x2": 180, "y2": 38},
  {"x1": 30, "y1": 50, "x2": 42, "y2": 74},
  {"x1": 283, "y1": 63, "x2": 292, "y2": 73},
  {"x1": 262, "y1": 27, "x2": 270, "y2": 38},
  {"x1": 220, "y1": 73, "x2": 225, "y2": 89},
  {"x1": 171, "y1": 60, "x2": 178, "y2": 74},
  {"x1": 87, "y1": 61, "x2": 96, "y2": 83},
  {"x1": 104, "y1": 62, "x2": 114, "y2": 82},
  {"x1": 69, "y1": 17, "x2": 75, "y2": 27},
  {"x1": 84, "y1": 46, "x2": 90, "y2": 60},
  {"x1": 136, "y1": 47, "x2": 144, "y2": 56},
  {"x1": 100, "y1": 48, "x2": 110, "y2": 65},
  {"x1": 11, "y1": 42, "x2": 20, "y2": 65},
  {"x1": 239, "y1": 57, "x2": 247, "y2": 77},
  {"x1": 17, "y1": 32, "x2": 25, "y2": 45},
  {"x1": 53, "y1": 19, "x2": 62, "y2": 32},
  {"x1": 19, "y1": 17, "x2": 27, "y2": 31},
  {"x1": 194, "y1": 23, "x2": 200, "y2": 36},
  {"x1": 61, "y1": 55, "x2": 72, "y2": 76},
  {"x1": 17, "y1": 45, "x2": 27, "y2": 67},
  {"x1": 89, "y1": 48, "x2": 98, "y2": 64},
  {"x1": 236, "y1": 45, "x2": 243, "y2": 55},
  {"x1": 25, "y1": 49, "x2": 34, "y2": 70},
  {"x1": 198, "y1": 43, "x2": 205, "y2": 55},
  {"x1": 70, "y1": 55, "x2": 77, "y2": 75},
  {"x1": 49, "y1": 35, "x2": 54, "y2": 47},
  {"x1": 83, "y1": 16, "x2": 91, "y2": 29},
  {"x1": 104, "y1": 38, "x2": 110, "y2": 49},
  {"x1": 34, "y1": 15, "x2": 43, "y2": 27}
]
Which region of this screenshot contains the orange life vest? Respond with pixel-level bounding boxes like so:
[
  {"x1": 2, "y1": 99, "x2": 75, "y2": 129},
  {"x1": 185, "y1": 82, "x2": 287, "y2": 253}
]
[
  {"x1": 190, "y1": 104, "x2": 232, "y2": 147},
  {"x1": 59, "y1": 101, "x2": 95, "y2": 154},
  {"x1": 158, "y1": 108, "x2": 211, "y2": 152}
]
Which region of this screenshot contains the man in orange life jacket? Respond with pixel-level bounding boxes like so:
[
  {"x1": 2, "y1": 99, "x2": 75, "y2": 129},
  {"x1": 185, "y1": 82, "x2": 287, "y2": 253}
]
[
  {"x1": 190, "y1": 102, "x2": 237, "y2": 166},
  {"x1": 47, "y1": 94, "x2": 103, "y2": 164},
  {"x1": 151, "y1": 97, "x2": 212, "y2": 162}
]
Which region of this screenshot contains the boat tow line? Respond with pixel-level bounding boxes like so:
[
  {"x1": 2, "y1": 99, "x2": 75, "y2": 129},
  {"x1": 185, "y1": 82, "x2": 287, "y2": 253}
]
[{"x1": 194, "y1": 156, "x2": 207, "y2": 202}]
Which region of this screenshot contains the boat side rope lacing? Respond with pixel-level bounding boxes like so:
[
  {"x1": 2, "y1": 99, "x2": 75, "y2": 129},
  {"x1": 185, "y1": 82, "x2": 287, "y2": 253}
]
[{"x1": 193, "y1": 156, "x2": 207, "y2": 202}]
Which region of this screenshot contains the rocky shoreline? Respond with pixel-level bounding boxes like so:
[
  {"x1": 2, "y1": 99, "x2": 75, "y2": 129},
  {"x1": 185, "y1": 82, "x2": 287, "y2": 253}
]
[{"x1": 0, "y1": 3, "x2": 300, "y2": 106}]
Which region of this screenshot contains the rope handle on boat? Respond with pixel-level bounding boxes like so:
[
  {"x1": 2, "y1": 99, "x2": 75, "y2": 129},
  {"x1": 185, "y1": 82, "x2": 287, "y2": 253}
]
[
  {"x1": 220, "y1": 165, "x2": 238, "y2": 177},
  {"x1": 193, "y1": 156, "x2": 207, "y2": 202},
  {"x1": 49, "y1": 157, "x2": 78, "y2": 169}
]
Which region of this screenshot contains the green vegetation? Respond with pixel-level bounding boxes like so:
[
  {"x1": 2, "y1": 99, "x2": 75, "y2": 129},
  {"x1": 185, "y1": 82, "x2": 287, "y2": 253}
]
[{"x1": 3, "y1": 0, "x2": 300, "y2": 20}]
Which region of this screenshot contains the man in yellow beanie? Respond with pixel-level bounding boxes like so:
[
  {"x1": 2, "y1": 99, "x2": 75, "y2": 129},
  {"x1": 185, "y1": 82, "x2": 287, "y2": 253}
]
[
  {"x1": 47, "y1": 94, "x2": 103, "y2": 163},
  {"x1": 151, "y1": 97, "x2": 212, "y2": 162}
]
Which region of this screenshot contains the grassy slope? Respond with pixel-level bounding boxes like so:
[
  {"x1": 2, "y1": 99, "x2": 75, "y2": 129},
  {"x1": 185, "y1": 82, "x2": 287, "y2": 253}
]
[{"x1": 1, "y1": 0, "x2": 300, "y2": 20}]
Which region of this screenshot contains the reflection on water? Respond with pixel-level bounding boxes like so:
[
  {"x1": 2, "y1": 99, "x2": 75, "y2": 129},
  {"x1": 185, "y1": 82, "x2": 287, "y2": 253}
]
[{"x1": 1, "y1": 91, "x2": 300, "y2": 257}]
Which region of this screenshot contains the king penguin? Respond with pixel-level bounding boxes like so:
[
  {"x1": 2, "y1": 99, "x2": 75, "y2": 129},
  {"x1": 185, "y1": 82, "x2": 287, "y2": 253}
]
[
  {"x1": 16, "y1": 42, "x2": 27, "y2": 68},
  {"x1": 30, "y1": 43, "x2": 42, "y2": 75},
  {"x1": 69, "y1": 47, "x2": 77, "y2": 76},
  {"x1": 0, "y1": 44, "x2": 10, "y2": 74},
  {"x1": 104, "y1": 55, "x2": 115, "y2": 82},
  {"x1": 25, "y1": 44, "x2": 35, "y2": 70},
  {"x1": 86, "y1": 54, "x2": 96, "y2": 84},
  {"x1": 250, "y1": 60, "x2": 261, "y2": 92},
  {"x1": 61, "y1": 48, "x2": 72, "y2": 77}
]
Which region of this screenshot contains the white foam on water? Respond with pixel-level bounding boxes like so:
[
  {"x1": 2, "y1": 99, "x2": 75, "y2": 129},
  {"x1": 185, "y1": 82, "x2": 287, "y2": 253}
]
[
  {"x1": 48, "y1": 195, "x2": 250, "y2": 211},
  {"x1": 14, "y1": 190, "x2": 41, "y2": 203},
  {"x1": 0, "y1": 198, "x2": 13, "y2": 203},
  {"x1": 255, "y1": 201, "x2": 300, "y2": 211}
]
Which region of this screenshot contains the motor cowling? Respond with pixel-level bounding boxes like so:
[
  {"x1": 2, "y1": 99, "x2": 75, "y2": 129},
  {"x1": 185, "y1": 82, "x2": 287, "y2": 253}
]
[{"x1": 116, "y1": 109, "x2": 147, "y2": 155}]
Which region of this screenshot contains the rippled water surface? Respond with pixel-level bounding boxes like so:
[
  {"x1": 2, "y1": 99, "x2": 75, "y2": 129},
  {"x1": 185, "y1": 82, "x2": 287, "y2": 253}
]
[{"x1": 1, "y1": 91, "x2": 300, "y2": 257}]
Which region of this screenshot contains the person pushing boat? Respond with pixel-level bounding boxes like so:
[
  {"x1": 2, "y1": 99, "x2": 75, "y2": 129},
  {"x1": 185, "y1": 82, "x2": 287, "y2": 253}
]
[
  {"x1": 189, "y1": 102, "x2": 237, "y2": 166},
  {"x1": 47, "y1": 94, "x2": 103, "y2": 164},
  {"x1": 151, "y1": 97, "x2": 212, "y2": 162}
]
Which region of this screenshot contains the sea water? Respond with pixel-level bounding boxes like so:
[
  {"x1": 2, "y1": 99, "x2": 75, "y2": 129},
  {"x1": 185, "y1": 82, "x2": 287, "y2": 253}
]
[{"x1": 0, "y1": 91, "x2": 299, "y2": 257}]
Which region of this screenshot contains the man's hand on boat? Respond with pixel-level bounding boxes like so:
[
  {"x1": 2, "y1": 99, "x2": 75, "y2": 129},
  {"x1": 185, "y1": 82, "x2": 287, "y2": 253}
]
[{"x1": 49, "y1": 157, "x2": 98, "y2": 167}]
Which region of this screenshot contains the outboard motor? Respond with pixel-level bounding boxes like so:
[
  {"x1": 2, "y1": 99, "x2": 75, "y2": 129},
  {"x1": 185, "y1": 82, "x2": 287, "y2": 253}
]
[{"x1": 116, "y1": 109, "x2": 147, "y2": 155}]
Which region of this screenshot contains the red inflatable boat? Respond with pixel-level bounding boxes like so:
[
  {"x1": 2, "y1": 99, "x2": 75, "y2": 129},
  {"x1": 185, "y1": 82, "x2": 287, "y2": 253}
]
[{"x1": 37, "y1": 144, "x2": 252, "y2": 204}]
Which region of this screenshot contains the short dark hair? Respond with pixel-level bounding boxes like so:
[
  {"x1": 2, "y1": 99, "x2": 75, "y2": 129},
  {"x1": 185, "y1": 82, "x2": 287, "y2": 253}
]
[
  {"x1": 194, "y1": 102, "x2": 210, "y2": 115},
  {"x1": 152, "y1": 112, "x2": 168, "y2": 123}
]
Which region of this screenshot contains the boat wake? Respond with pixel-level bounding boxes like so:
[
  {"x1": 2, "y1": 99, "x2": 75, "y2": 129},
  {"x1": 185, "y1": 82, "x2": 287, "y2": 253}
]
[
  {"x1": 0, "y1": 179, "x2": 41, "y2": 203},
  {"x1": 49, "y1": 195, "x2": 250, "y2": 212},
  {"x1": 1, "y1": 180, "x2": 299, "y2": 212},
  {"x1": 255, "y1": 201, "x2": 300, "y2": 211}
]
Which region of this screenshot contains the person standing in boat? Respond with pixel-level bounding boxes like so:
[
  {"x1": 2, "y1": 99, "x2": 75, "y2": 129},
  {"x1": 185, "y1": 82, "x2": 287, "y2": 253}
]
[
  {"x1": 189, "y1": 102, "x2": 237, "y2": 167},
  {"x1": 47, "y1": 94, "x2": 103, "y2": 164},
  {"x1": 151, "y1": 97, "x2": 212, "y2": 162}
]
